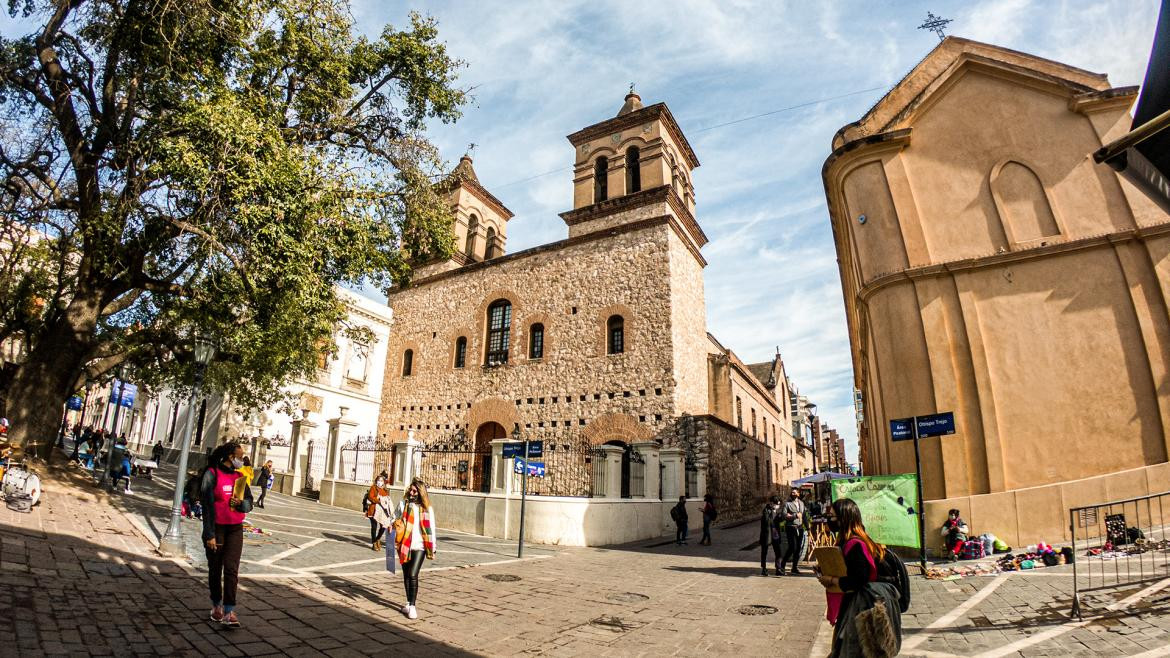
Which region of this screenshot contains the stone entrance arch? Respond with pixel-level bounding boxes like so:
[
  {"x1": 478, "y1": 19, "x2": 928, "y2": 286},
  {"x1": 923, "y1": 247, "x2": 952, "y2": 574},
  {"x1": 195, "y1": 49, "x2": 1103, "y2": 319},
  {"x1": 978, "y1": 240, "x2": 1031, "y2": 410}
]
[
  {"x1": 473, "y1": 421, "x2": 506, "y2": 493},
  {"x1": 583, "y1": 413, "x2": 653, "y2": 445}
]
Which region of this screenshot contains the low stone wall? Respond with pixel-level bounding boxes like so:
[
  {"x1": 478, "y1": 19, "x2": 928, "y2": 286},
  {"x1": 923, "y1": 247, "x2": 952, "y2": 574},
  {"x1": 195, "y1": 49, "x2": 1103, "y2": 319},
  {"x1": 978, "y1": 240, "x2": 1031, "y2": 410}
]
[
  {"x1": 320, "y1": 477, "x2": 369, "y2": 511},
  {"x1": 924, "y1": 462, "x2": 1170, "y2": 553},
  {"x1": 423, "y1": 488, "x2": 702, "y2": 546}
]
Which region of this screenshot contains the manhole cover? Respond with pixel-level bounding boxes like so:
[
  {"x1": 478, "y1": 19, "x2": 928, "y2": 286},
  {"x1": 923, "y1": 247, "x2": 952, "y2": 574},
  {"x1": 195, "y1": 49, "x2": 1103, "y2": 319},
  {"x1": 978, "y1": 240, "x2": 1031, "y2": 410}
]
[
  {"x1": 607, "y1": 592, "x2": 650, "y2": 603},
  {"x1": 737, "y1": 605, "x2": 778, "y2": 616},
  {"x1": 589, "y1": 616, "x2": 643, "y2": 632},
  {"x1": 483, "y1": 573, "x2": 521, "y2": 582}
]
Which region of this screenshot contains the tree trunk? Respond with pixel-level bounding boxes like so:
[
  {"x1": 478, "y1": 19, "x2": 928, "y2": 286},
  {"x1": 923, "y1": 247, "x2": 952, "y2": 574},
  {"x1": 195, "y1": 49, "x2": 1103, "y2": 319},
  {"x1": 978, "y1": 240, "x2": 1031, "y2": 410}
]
[{"x1": 6, "y1": 301, "x2": 99, "y2": 460}]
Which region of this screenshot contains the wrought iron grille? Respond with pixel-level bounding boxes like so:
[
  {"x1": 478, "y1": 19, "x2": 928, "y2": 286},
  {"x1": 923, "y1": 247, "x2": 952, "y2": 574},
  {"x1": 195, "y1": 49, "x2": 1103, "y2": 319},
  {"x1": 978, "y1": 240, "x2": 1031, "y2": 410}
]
[
  {"x1": 338, "y1": 435, "x2": 392, "y2": 484},
  {"x1": 523, "y1": 440, "x2": 605, "y2": 498}
]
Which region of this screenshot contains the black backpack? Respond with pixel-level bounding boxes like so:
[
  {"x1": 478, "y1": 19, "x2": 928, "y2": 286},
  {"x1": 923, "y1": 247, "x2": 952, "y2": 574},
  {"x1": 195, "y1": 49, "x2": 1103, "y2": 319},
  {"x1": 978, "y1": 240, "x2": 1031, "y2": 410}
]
[{"x1": 877, "y1": 549, "x2": 911, "y2": 613}]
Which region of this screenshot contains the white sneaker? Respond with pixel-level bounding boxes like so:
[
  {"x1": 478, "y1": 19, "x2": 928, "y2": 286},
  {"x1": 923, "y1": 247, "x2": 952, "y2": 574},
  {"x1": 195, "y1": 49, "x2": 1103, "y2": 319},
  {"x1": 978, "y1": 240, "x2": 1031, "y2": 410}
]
[
  {"x1": 407, "y1": 605, "x2": 418, "y2": 620},
  {"x1": 401, "y1": 604, "x2": 410, "y2": 615}
]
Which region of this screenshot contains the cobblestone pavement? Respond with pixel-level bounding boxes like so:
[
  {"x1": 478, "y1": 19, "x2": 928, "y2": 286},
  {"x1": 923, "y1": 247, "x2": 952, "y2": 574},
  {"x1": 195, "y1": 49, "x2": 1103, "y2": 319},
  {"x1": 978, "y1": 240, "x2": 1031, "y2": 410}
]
[{"x1": 3, "y1": 456, "x2": 1170, "y2": 656}]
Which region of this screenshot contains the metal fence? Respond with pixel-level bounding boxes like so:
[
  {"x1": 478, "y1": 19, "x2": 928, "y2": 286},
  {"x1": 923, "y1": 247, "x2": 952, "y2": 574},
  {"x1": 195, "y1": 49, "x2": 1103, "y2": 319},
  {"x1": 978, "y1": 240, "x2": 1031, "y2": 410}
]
[
  {"x1": 1069, "y1": 489, "x2": 1170, "y2": 618},
  {"x1": 338, "y1": 436, "x2": 391, "y2": 484},
  {"x1": 417, "y1": 444, "x2": 493, "y2": 493},
  {"x1": 524, "y1": 441, "x2": 601, "y2": 498}
]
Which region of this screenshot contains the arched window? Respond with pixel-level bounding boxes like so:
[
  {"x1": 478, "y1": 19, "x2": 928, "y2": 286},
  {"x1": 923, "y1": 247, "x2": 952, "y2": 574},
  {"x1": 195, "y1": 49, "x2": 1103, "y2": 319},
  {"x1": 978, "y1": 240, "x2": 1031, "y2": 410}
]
[
  {"x1": 454, "y1": 337, "x2": 467, "y2": 369},
  {"x1": 594, "y1": 156, "x2": 608, "y2": 203},
  {"x1": 485, "y1": 227, "x2": 498, "y2": 259},
  {"x1": 529, "y1": 323, "x2": 544, "y2": 360},
  {"x1": 625, "y1": 147, "x2": 641, "y2": 194},
  {"x1": 736, "y1": 397, "x2": 743, "y2": 429},
  {"x1": 485, "y1": 299, "x2": 512, "y2": 365},
  {"x1": 465, "y1": 214, "x2": 479, "y2": 258},
  {"x1": 606, "y1": 314, "x2": 624, "y2": 354},
  {"x1": 402, "y1": 349, "x2": 413, "y2": 377}
]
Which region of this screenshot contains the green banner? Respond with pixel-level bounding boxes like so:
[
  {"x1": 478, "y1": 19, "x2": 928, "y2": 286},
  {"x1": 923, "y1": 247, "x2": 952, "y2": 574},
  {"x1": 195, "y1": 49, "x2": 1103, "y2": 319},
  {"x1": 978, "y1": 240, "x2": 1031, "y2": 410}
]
[{"x1": 830, "y1": 474, "x2": 921, "y2": 549}]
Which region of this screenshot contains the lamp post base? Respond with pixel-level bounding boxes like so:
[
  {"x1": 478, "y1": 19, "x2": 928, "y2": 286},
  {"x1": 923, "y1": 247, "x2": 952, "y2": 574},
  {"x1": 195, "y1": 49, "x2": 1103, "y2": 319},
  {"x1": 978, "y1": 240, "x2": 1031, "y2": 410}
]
[{"x1": 158, "y1": 537, "x2": 186, "y2": 558}]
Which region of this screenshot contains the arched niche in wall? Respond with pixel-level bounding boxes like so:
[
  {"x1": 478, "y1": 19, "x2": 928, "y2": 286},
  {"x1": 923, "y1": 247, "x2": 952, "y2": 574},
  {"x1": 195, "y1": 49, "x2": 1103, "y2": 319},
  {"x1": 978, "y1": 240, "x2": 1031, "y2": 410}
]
[{"x1": 990, "y1": 160, "x2": 1062, "y2": 245}]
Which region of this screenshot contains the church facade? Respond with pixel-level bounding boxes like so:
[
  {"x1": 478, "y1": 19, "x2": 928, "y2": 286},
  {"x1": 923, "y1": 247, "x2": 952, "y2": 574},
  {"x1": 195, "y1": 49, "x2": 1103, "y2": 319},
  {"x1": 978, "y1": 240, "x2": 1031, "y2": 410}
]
[{"x1": 376, "y1": 91, "x2": 803, "y2": 545}]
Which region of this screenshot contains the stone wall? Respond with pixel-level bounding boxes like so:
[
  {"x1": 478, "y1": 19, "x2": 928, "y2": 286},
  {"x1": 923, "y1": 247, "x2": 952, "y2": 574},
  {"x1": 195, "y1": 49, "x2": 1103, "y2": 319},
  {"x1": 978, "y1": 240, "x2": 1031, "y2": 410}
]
[{"x1": 379, "y1": 220, "x2": 686, "y2": 447}]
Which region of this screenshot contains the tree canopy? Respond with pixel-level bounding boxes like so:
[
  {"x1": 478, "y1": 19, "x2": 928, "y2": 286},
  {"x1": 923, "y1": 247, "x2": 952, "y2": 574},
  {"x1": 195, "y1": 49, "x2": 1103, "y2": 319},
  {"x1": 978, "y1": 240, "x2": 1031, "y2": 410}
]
[{"x1": 0, "y1": 0, "x2": 465, "y2": 452}]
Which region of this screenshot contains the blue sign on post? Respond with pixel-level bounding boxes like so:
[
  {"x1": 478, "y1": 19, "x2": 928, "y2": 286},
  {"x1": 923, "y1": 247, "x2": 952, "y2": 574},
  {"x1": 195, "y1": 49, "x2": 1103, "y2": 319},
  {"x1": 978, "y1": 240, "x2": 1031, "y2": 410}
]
[
  {"x1": 66, "y1": 396, "x2": 83, "y2": 411},
  {"x1": 916, "y1": 412, "x2": 955, "y2": 438},
  {"x1": 512, "y1": 458, "x2": 546, "y2": 478},
  {"x1": 890, "y1": 418, "x2": 914, "y2": 442},
  {"x1": 526, "y1": 441, "x2": 543, "y2": 458},
  {"x1": 503, "y1": 442, "x2": 523, "y2": 459}
]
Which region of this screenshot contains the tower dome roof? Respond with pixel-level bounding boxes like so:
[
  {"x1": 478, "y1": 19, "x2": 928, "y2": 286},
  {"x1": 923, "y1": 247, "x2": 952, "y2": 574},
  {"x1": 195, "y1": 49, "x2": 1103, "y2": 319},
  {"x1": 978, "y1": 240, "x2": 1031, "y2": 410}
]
[{"x1": 617, "y1": 87, "x2": 643, "y2": 116}]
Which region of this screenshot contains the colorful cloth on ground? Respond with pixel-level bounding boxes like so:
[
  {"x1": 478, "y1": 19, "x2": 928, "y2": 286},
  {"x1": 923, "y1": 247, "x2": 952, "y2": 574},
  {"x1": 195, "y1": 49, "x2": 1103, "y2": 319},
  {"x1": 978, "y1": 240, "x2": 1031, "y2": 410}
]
[{"x1": 396, "y1": 502, "x2": 435, "y2": 565}]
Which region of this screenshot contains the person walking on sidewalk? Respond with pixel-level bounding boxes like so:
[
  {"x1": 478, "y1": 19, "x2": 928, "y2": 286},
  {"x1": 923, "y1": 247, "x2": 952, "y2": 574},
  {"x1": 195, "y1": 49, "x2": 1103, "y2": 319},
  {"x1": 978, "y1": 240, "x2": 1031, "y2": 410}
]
[
  {"x1": 200, "y1": 441, "x2": 253, "y2": 629},
  {"x1": 366, "y1": 471, "x2": 390, "y2": 551},
  {"x1": 151, "y1": 441, "x2": 164, "y2": 464},
  {"x1": 395, "y1": 478, "x2": 437, "y2": 620},
  {"x1": 254, "y1": 460, "x2": 273, "y2": 509},
  {"x1": 671, "y1": 495, "x2": 689, "y2": 545},
  {"x1": 779, "y1": 487, "x2": 807, "y2": 575},
  {"x1": 700, "y1": 493, "x2": 717, "y2": 546},
  {"x1": 760, "y1": 496, "x2": 783, "y2": 575}
]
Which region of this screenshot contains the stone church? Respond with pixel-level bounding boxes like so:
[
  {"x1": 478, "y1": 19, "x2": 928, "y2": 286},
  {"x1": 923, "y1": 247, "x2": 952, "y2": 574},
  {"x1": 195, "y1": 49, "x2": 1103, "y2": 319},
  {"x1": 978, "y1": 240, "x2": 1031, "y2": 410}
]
[{"x1": 377, "y1": 91, "x2": 802, "y2": 545}]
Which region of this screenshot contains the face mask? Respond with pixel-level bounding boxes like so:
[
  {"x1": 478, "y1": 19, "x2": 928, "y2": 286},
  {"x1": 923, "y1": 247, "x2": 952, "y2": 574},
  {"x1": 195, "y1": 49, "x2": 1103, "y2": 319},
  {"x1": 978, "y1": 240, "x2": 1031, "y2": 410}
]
[
  {"x1": 231, "y1": 458, "x2": 244, "y2": 469},
  {"x1": 376, "y1": 478, "x2": 385, "y2": 487}
]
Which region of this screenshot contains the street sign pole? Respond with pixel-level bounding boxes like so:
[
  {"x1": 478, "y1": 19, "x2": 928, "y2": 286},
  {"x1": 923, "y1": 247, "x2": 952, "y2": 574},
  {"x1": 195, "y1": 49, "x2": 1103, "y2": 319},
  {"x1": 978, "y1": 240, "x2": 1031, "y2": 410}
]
[
  {"x1": 518, "y1": 438, "x2": 529, "y2": 558},
  {"x1": 912, "y1": 418, "x2": 927, "y2": 573}
]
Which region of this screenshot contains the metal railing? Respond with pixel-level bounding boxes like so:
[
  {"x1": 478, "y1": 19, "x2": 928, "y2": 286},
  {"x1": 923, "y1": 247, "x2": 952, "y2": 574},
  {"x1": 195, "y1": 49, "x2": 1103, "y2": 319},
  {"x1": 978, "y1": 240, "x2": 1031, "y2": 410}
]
[
  {"x1": 523, "y1": 441, "x2": 600, "y2": 498},
  {"x1": 338, "y1": 436, "x2": 390, "y2": 485},
  {"x1": 417, "y1": 444, "x2": 493, "y2": 493},
  {"x1": 1070, "y1": 489, "x2": 1170, "y2": 618}
]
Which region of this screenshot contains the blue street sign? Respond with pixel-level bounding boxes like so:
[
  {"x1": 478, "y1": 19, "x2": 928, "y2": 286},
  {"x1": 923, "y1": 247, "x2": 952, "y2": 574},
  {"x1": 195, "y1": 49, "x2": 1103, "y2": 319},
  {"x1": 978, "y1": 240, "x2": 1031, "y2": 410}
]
[
  {"x1": 66, "y1": 396, "x2": 83, "y2": 411},
  {"x1": 504, "y1": 441, "x2": 544, "y2": 459},
  {"x1": 890, "y1": 418, "x2": 914, "y2": 441},
  {"x1": 512, "y1": 458, "x2": 546, "y2": 478},
  {"x1": 916, "y1": 412, "x2": 956, "y2": 438}
]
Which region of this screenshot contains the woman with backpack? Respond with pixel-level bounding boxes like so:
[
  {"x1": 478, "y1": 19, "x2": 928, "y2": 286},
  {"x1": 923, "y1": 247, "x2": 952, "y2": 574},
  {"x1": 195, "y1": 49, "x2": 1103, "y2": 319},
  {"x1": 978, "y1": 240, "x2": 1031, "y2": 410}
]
[
  {"x1": 200, "y1": 441, "x2": 253, "y2": 629},
  {"x1": 817, "y1": 498, "x2": 904, "y2": 657},
  {"x1": 365, "y1": 470, "x2": 390, "y2": 551}
]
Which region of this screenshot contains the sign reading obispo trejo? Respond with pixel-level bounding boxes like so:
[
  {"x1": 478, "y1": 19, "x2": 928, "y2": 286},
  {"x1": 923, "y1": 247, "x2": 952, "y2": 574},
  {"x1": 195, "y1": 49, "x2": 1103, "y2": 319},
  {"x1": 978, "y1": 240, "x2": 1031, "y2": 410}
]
[{"x1": 830, "y1": 474, "x2": 921, "y2": 549}]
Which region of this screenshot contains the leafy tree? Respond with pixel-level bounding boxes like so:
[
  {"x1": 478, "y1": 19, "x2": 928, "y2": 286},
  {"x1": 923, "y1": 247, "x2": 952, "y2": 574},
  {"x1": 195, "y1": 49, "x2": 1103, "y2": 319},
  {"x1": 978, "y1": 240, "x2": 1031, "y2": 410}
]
[{"x1": 0, "y1": 0, "x2": 465, "y2": 456}]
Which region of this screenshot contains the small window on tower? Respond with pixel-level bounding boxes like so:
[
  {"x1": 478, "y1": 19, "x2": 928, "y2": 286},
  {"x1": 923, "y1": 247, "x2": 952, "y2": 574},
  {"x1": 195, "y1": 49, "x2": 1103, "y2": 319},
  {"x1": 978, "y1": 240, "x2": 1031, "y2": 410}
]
[
  {"x1": 529, "y1": 323, "x2": 544, "y2": 360},
  {"x1": 485, "y1": 227, "x2": 498, "y2": 259},
  {"x1": 594, "y1": 156, "x2": 608, "y2": 203},
  {"x1": 465, "y1": 214, "x2": 479, "y2": 258},
  {"x1": 607, "y1": 315, "x2": 624, "y2": 355},
  {"x1": 402, "y1": 349, "x2": 414, "y2": 377},
  {"x1": 625, "y1": 147, "x2": 641, "y2": 194},
  {"x1": 454, "y1": 337, "x2": 467, "y2": 369}
]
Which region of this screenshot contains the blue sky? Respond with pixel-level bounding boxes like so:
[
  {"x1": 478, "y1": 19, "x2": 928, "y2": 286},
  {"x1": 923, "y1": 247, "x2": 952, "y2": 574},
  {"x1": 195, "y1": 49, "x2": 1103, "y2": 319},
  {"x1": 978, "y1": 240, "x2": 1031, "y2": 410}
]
[
  {"x1": 349, "y1": 0, "x2": 1161, "y2": 463},
  {"x1": 1, "y1": 1, "x2": 1159, "y2": 464}
]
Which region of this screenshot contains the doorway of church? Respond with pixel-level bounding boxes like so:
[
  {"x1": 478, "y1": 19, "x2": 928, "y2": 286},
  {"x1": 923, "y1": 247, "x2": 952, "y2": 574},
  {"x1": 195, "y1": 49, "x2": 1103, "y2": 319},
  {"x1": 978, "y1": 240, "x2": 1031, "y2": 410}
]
[
  {"x1": 605, "y1": 440, "x2": 632, "y2": 498},
  {"x1": 474, "y1": 422, "x2": 506, "y2": 493}
]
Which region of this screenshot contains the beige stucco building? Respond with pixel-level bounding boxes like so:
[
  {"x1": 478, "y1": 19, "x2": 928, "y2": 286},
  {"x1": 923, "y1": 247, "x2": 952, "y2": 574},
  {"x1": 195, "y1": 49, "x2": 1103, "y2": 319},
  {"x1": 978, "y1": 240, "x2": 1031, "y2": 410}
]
[
  {"x1": 371, "y1": 92, "x2": 803, "y2": 545},
  {"x1": 824, "y1": 37, "x2": 1170, "y2": 550}
]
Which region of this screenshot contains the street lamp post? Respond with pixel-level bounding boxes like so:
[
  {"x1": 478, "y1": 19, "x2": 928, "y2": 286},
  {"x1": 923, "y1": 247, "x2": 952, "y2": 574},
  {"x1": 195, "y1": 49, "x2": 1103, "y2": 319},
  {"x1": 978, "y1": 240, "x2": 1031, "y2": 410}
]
[{"x1": 159, "y1": 335, "x2": 216, "y2": 557}]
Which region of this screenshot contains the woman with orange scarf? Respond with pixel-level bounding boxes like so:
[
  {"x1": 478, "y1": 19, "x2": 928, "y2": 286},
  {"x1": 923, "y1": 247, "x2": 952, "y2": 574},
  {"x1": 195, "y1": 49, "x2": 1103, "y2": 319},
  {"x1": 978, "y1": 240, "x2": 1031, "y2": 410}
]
[{"x1": 394, "y1": 477, "x2": 436, "y2": 620}]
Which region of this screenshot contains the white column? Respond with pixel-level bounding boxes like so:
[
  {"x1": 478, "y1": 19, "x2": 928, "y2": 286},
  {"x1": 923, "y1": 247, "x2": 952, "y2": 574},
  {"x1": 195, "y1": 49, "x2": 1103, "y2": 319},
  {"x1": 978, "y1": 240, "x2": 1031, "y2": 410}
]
[
  {"x1": 490, "y1": 439, "x2": 510, "y2": 494},
  {"x1": 660, "y1": 447, "x2": 685, "y2": 500},
  {"x1": 393, "y1": 431, "x2": 422, "y2": 486},
  {"x1": 594, "y1": 445, "x2": 624, "y2": 499},
  {"x1": 288, "y1": 418, "x2": 318, "y2": 492},
  {"x1": 633, "y1": 441, "x2": 661, "y2": 499},
  {"x1": 325, "y1": 410, "x2": 358, "y2": 479}
]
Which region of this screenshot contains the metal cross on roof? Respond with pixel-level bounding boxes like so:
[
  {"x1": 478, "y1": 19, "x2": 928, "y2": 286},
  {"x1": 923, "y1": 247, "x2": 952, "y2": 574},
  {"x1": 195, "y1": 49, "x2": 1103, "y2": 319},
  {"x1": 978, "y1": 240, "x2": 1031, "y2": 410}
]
[{"x1": 918, "y1": 11, "x2": 953, "y2": 41}]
